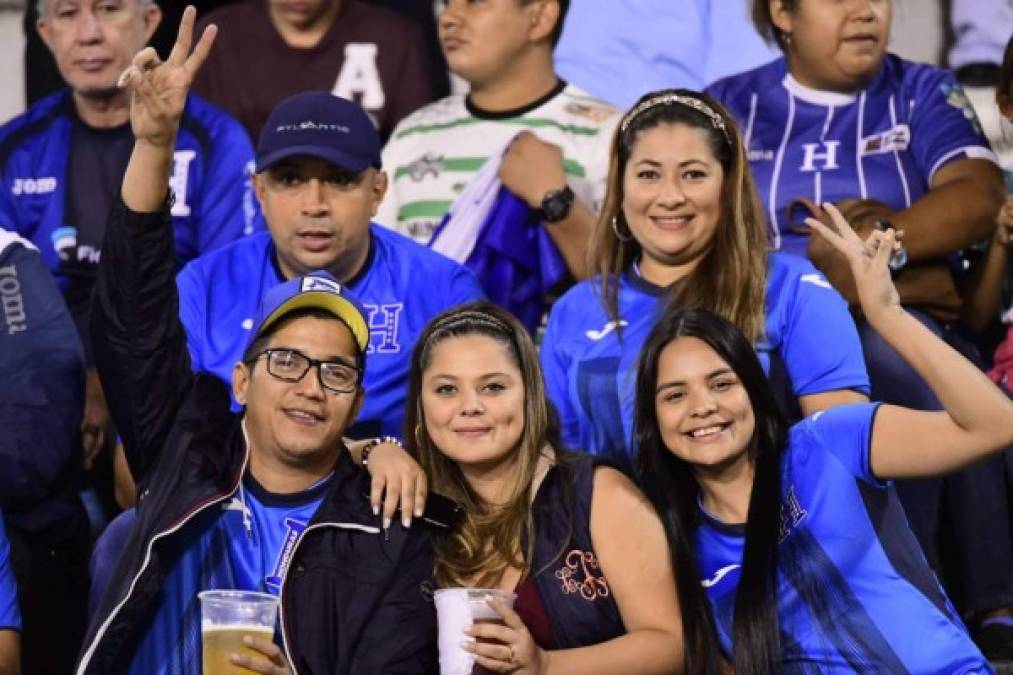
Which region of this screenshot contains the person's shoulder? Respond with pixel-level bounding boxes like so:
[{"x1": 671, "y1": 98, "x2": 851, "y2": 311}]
[
  {"x1": 550, "y1": 277, "x2": 606, "y2": 319},
  {"x1": 370, "y1": 225, "x2": 474, "y2": 280},
  {"x1": 767, "y1": 250, "x2": 820, "y2": 277},
  {"x1": 183, "y1": 231, "x2": 272, "y2": 280},
  {"x1": 0, "y1": 229, "x2": 36, "y2": 258},
  {"x1": 764, "y1": 252, "x2": 836, "y2": 313},
  {"x1": 876, "y1": 53, "x2": 955, "y2": 96},
  {"x1": 179, "y1": 94, "x2": 252, "y2": 146},
  {"x1": 0, "y1": 89, "x2": 71, "y2": 154},
  {"x1": 553, "y1": 84, "x2": 620, "y2": 126},
  {"x1": 706, "y1": 57, "x2": 785, "y2": 101},
  {"x1": 386, "y1": 95, "x2": 469, "y2": 143}
]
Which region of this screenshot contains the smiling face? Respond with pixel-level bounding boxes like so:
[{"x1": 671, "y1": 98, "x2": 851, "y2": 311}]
[
  {"x1": 37, "y1": 0, "x2": 161, "y2": 99},
  {"x1": 420, "y1": 334, "x2": 526, "y2": 472},
  {"x1": 254, "y1": 156, "x2": 387, "y2": 281},
  {"x1": 234, "y1": 314, "x2": 364, "y2": 472},
  {"x1": 622, "y1": 122, "x2": 725, "y2": 281},
  {"x1": 654, "y1": 336, "x2": 756, "y2": 474},
  {"x1": 772, "y1": 0, "x2": 891, "y2": 92}
]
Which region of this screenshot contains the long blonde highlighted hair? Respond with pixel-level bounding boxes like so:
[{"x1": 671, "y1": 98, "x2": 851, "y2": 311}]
[
  {"x1": 589, "y1": 88, "x2": 770, "y2": 344},
  {"x1": 405, "y1": 302, "x2": 570, "y2": 588}
]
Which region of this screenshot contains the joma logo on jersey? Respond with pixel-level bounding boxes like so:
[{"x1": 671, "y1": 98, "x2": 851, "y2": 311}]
[
  {"x1": 799, "y1": 141, "x2": 841, "y2": 173},
  {"x1": 364, "y1": 303, "x2": 403, "y2": 354},
  {"x1": 0, "y1": 264, "x2": 27, "y2": 335},
  {"x1": 11, "y1": 176, "x2": 57, "y2": 196}
]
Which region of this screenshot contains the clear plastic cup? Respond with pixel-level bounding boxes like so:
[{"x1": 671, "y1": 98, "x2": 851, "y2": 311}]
[
  {"x1": 434, "y1": 588, "x2": 517, "y2": 675},
  {"x1": 199, "y1": 590, "x2": 279, "y2": 675}
]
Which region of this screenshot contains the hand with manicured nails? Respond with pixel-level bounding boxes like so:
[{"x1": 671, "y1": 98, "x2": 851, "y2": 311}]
[
  {"x1": 117, "y1": 6, "x2": 217, "y2": 149},
  {"x1": 463, "y1": 595, "x2": 547, "y2": 674},
  {"x1": 228, "y1": 635, "x2": 293, "y2": 675},
  {"x1": 366, "y1": 441, "x2": 428, "y2": 529},
  {"x1": 806, "y1": 202, "x2": 903, "y2": 325}
]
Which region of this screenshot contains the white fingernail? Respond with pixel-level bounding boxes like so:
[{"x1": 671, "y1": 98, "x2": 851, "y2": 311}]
[
  {"x1": 372, "y1": 504, "x2": 379, "y2": 516},
  {"x1": 383, "y1": 517, "x2": 391, "y2": 530}
]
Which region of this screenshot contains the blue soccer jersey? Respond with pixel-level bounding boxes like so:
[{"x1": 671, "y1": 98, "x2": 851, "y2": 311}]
[
  {"x1": 176, "y1": 226, "x2": 485, "y2": 439},
  {"x1": 696, "y1": 403, "x2": 990, "y2": 673},
  {"x1": 540, "y1": 253, "x2": 869, "y2": 468},
  {"x1": 0, "y1": 514, "x2": 20, "y2": 632},
  {"x1": 128, "y1": 474, "x2": 329, "y2": 675},
  {"x1": 706, "y1": 55, "x2": 998, "y2": 257}
]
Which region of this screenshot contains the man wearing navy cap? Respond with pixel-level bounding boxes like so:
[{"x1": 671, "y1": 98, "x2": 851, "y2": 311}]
[
  {"x1": 100, "y1": 10, "x2": 486, "y2": 526},
  {"x1": 79, "y1": 11, "x2": 448, "y2": 673}
]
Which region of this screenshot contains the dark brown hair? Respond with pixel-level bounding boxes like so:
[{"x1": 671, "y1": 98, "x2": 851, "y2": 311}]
[{"x1": 752, "y1": 0, "x2": 798, "y2": 50}]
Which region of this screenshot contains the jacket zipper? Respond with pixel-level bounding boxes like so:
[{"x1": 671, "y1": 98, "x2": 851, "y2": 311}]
[
  {"x1": 75, "y1": 441, "x2": 250, "y2": 674},
  {"x1": 277, "y1": 521, "x2": 381, "y2": 675}
]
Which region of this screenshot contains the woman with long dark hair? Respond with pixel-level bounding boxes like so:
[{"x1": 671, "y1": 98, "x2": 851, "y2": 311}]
[
  {"x1": 636, "y1": 206, "x2": 1013, "y2": 673},
  {"x1": 540, "y1": 88, "x2": 869, "y2": 472},
  {"x1": 708, "y1": 1, "x2": 1013, "y2": 643},
  {"x1": 406, "y1": 302, "x2": 682, "y2": 674}
]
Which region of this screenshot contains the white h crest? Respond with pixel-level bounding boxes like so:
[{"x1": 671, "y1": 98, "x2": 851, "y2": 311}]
[
  {"x1": 169, "y1": 150, "x2": 196, "y2": 217},
  {"x1": 800, "y1": 141, "x2": 840, "y2": 173}
]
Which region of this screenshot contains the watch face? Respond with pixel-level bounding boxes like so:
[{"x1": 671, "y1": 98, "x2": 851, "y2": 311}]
[{"x1": 541, "y1": 186, "x2": 575, "y2": 223}]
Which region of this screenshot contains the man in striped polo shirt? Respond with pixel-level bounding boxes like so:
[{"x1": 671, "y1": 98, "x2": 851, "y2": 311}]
[{"x1": 376, "y1": 0, "x2": 618, "y2": 280}]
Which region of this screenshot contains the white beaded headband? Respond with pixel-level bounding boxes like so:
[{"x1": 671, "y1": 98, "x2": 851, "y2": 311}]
[{"x1": 620, "y1": 94, "x2": 732, "y2": 145}]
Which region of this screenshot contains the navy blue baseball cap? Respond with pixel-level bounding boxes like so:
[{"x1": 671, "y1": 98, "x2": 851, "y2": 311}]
[
  {"x1": 255, "y1": 91, "x2": 382, "y2": 174},
  {"x1": 246, "y1": 271, "x2": 370, "y2": 356}
]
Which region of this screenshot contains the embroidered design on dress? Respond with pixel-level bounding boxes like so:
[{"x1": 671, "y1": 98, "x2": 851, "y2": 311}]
[{"x1": 555, "y1": 549, "x2": 610, "y2": 601}]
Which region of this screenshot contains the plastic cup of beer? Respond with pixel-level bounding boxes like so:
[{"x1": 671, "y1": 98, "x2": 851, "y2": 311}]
[
  {"x1": 199, "y1": 590, "x2": 279, "y2": 675},
  {"x1": 434, "y1": 588, "x2": 517, "y2": 675}
]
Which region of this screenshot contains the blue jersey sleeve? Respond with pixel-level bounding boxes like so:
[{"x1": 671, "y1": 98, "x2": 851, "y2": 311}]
[
  {"x1": 175, "y1": 263, "x2": 207, "y2": 373},
  {"x1": 185, "y1": 110, "x2": 258, "y2": 260},
  {"x1": 908, "y1": 67, "x2": 996, "y2": 181},
  {"x1": 0, "y1": 515, "x2": 21, "y2": 631},
  {"x1": 803, "y1": 403, "x2": 884, "y2": 486},
  {"x1": 540, "y1": 302, "x2": 581, "y2": 450},
  {"x1": 778, "y1": 259, "x2": 870, "y2": 397},
  {"x1": 447, "y1": 265, "x2": 486, "y2": 306}
]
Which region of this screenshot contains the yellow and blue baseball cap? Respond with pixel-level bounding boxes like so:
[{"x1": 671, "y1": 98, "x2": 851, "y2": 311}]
[{"x1": 247, "y1": 271, "x2": 369, "y2": 355}]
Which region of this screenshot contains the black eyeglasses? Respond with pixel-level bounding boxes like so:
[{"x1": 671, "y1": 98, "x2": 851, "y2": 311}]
[{"x1": 248, "y1": 348, "x2": 361, "y2": 394}]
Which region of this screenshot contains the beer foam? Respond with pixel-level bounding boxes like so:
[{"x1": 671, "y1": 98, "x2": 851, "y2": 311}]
[{"x1": 201, "y1": 622, "x2": 275, "y2": 634}]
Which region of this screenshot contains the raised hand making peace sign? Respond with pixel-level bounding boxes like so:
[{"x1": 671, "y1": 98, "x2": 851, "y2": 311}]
[
  {"x1": 804, "y1": 202, "x2": 904, "y2": 325},
  {"x1": 117, "y1": 6, "x2": 217, "y2": 149},
  {"x1": 118, "y1": 6, "x2": 216, "y2": 213}
]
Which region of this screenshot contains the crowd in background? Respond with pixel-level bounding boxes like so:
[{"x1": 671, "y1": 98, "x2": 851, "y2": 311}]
[{"x1": 0, "y1": 0, "x2": 1012, "y2": 673}]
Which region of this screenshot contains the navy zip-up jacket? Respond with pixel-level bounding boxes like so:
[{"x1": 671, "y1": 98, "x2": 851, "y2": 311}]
[
  {"x1": 0, "y1": 230, "x2": 87, "y2": 541},
  {"x1": 81, "y1": 198, "x2": 441, "y2": 674}
]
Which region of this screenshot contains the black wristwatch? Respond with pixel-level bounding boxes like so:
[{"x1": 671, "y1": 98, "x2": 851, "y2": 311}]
[{"x1": 537, "y1": 185, "x2": 575, "y2": 224}]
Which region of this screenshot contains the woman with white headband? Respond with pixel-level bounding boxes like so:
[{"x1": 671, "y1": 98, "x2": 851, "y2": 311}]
[{"x1": 541, "y1": 89, "x2": 870, "y2": 471}]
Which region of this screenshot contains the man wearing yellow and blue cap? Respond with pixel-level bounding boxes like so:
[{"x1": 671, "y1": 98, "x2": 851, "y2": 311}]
[{"x1": 79, "y1": 11, "x2": 447, "y2": 673}]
